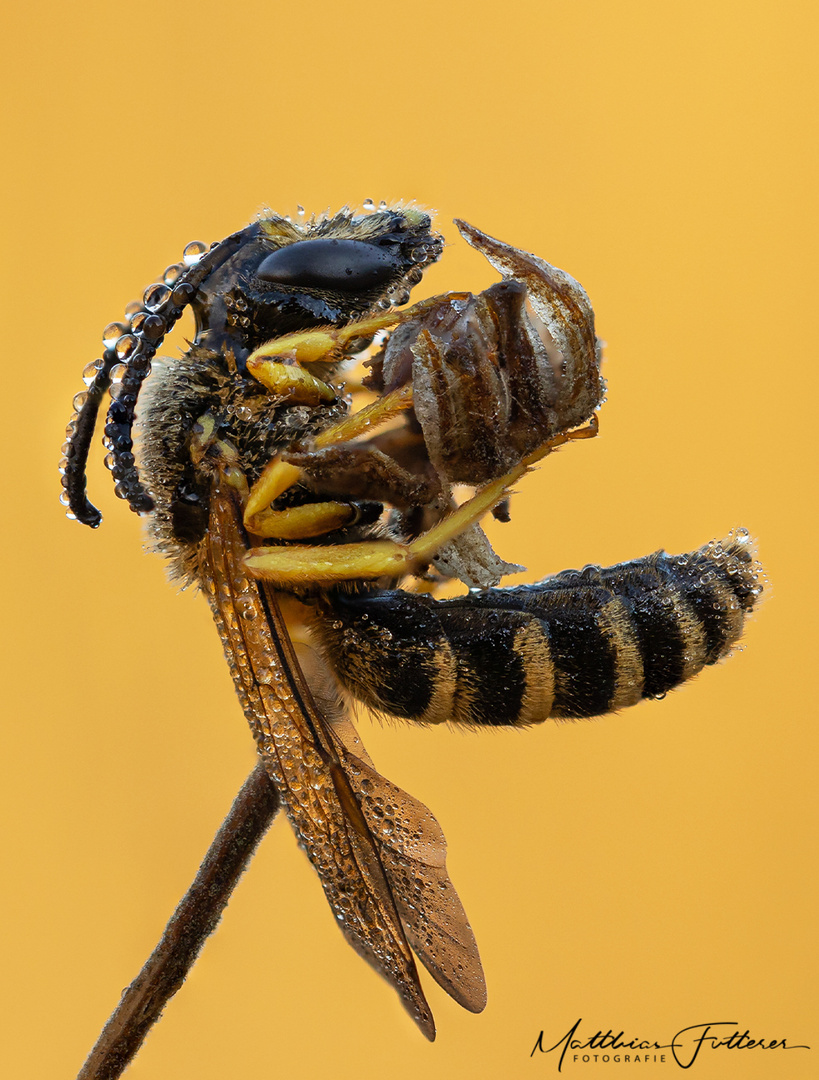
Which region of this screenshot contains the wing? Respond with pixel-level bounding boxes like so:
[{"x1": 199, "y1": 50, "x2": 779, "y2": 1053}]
[{"x1": 198, "y1": 477, "x2": 485, "y2": 1037}]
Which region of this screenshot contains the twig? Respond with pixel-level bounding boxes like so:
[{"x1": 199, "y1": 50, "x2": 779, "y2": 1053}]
[{"x1": 76, "y1": 762, "x2": 280, "y2": 1080}]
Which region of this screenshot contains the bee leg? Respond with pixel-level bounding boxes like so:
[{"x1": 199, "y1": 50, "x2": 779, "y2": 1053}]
[
  {"x1": 245, "y1": 538, "x2": 414, "y2": 587},
  {"x1": 245, "y1": 292, "x2": 471, "y2": 374},
  {"x1": 243, "y1": 360, "x2": 338, "y2": 406},
  {"x1": 244, "y1": 417, "x2": 600, "y2": 588},
  {"x1": 245, "y1": 501, "x2": 359, "y2": 540},
  {"x1": 243, "y1": 383, "x2": 415, "y2": 527}
]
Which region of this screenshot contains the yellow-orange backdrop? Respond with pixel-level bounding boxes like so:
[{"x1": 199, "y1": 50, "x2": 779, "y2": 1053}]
[{"x1": 3, "y1": 2, "x2": 817, "y2": 1077}]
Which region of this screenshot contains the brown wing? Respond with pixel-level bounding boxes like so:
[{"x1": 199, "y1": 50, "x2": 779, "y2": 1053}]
[
  {"x1": 199, "y1": 477, "x2": 485, "y2": 1036},
  {"x1": 331, "y1": 736, "x2": 487, "y2": 1013}
]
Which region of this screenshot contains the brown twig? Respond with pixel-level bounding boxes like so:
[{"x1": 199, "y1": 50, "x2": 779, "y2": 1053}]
[{"x1": 76, "y1": 762, "x2": 280, "y2": 1080}]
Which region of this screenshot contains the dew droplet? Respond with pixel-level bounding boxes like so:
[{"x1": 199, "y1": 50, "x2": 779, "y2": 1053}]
[
  {"x1": 172, "y1": 282, "x2": 195, "y2": 306},
  {"x1": 115, "y1": 334, "x2": 138, "y2": 360},
  {"x1": 82, "y1": 359, "x2": 103, "y2": 385},
  {"x1": 235, "y1": 596, "x2": 257, "y2": 621},
  {"x1": 163, "y1": 263, "x2": 184, "y2": 285},
  {"x1": 103, "y1": 321, "x2": 128, "y2": 348},
  {"x1": 183, "y1": 240, "x2": 207, "y2": 267},
  {"x1": 143, "y1": 282, "x2": 171, "y2": 311}
]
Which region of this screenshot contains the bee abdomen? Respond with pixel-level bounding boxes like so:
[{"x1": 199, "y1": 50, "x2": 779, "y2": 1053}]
[{"x1": 317, "y1": 531, "x2": 763, "y2": 725}]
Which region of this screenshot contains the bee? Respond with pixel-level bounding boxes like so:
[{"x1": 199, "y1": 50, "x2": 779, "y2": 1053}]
[{"x1": 61, "y1": 204, "x2": 763, "y2": 1042}]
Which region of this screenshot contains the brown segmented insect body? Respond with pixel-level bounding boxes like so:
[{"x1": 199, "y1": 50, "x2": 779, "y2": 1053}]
[{"x1": 61, "y1": 204, "x2": 763, "y2": 1039}]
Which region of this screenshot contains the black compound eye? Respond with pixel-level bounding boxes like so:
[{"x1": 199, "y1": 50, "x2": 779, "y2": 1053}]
[{"x1": 256, "y1": 238, "x2": 401, "y2": 292}]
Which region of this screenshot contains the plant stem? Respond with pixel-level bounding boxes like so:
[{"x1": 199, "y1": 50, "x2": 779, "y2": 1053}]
[{"x1": 76, "y1": 762, "x2": 280, "y2": 1080}]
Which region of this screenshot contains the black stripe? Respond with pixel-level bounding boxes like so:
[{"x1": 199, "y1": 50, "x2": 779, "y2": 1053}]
[
  {"x1": 598, "y1": 565, "x2": 687, "y2": 698},
  {"x1": 533, "y1": 587, "x2": 617, "y2": 718},
  {"x1": 441, "y1": 608, "x2": 527, "y2": 726},
  {"x1": 361, "y1": 645, "x2": 437, "y2": 717},
  {"x1": 322, "y1": 590, "x2": 439, "y2": 718},
  {"x1": 659, "y1": 555, "x2": 730, "y2": 664}
]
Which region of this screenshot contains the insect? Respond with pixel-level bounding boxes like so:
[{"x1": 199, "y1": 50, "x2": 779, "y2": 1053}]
[{"x1": 61, "y1": 203, "x2": 763, "y2": 1040}]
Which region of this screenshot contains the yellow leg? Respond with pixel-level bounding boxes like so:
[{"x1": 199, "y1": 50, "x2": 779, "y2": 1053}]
[
  {"x1": 244, "y1": 417, "x2": 600, "y2": 588},
  {"x1": 246, "y1": 360, "x2": 337, "y2": 405},
  {"x1": 248, "y1": 501, "x2": 356, "y2": 539},
  {"x1": 244, "y1": 460, "x2": 304, "y2": 523},
  {"x1": 313, "y1": 382, "x2": 415, "y2": 445},
  {"x1": 245, "y1": 540, "x2": 412, "y2": 586}
]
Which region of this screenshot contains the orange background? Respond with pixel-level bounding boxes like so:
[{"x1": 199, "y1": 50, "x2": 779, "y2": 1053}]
[{"x1": 3, "y1": 2, "x2": 817, "y2": 1077}]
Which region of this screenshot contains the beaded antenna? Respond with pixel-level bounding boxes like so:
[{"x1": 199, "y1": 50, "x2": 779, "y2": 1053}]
[
  {"x1": 62, "y1": 233, "x2": 245, "y2": 525},
  {"x1": 64, "y1": 206, "x2": 763, "y2": 1070}
]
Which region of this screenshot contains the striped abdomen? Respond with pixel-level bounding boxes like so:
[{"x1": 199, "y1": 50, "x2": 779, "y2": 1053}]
[{"x1": 316, "y1": 532, "x2": 763, "y2": 725}]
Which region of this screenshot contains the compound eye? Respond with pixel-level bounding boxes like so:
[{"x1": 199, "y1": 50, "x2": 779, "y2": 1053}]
[{"x1": 256, "y1": 238, "x2": 401, "y2": 292}]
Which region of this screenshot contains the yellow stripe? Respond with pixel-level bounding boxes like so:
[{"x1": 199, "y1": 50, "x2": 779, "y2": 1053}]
[
  {"x1": 512, "y1": 619, "x2": 556, "y2": 724},
  {"x1": 451, "y1": 651, "x2": 481, "y2": 727},
  {"x1": 418, "y1": 639, "x2": 457, "y2": 725},
  {"x1": 597, "y1": 598, "x2": 645, "y2": 710},
  {"x1": 664, "y1": 586, "x2": 707, "y2": 680}
]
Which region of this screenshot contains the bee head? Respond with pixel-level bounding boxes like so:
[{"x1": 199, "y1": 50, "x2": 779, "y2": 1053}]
[
  {"x1": 191, "y1": 206, "x2": 443, "y2": 356},
  {"x1": 61, "y1": 205, "x2": 442, "y2": 528}
]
